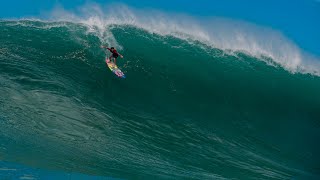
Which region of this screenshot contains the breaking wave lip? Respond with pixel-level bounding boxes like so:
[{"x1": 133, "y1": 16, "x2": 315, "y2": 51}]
[{"x1": 6, "y1": 2, "x2": 320, "y2": 76}]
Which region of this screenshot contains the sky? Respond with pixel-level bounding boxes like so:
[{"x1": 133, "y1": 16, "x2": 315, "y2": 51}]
[{"x1": 0, "y1": 0, "x2": 319, "y2": 56}]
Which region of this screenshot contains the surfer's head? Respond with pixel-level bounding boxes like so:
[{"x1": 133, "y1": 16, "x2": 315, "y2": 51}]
[{"x1": 111, "y1": 47, "x2": 115, "y2": 50}]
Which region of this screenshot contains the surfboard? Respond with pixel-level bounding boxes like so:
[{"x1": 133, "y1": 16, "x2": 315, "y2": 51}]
[{"x1": 106, "y1": 58, "x2": 126, "y2": 78}]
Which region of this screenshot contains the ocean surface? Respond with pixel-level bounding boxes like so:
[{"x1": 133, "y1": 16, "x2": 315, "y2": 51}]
[{"x1": 0, "y1": 19, "x2": 319, "y2": 179}]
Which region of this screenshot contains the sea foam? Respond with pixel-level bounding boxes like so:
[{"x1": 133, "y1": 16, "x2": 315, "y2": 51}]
[{"x1": 46, "y1": 2, "x2": 320, "y2": 76}]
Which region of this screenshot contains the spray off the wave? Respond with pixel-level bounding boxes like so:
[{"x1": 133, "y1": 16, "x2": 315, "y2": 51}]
[{"x1": 46, "y1": 3, "x2": 320, "y2": 76}]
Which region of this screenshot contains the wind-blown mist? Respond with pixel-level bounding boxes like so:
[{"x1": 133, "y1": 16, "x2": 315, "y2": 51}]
[{"x1": 49, "y1": 3, "x2": 320, "y2": 76}]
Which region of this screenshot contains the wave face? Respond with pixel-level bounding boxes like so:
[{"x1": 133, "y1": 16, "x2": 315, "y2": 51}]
[{"x1": 0, "y1": 20, "x2": 320, "y2": 179}]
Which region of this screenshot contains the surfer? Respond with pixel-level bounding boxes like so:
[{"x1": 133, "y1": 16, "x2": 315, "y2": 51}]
[{"x1": 101, "y1": 46, "x2": 123, "y2": 65}]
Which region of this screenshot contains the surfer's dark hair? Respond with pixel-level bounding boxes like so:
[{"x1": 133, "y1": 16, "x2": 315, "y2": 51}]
[{"x1": 111, "y1": 47, "x2": 115, "y2": 49}]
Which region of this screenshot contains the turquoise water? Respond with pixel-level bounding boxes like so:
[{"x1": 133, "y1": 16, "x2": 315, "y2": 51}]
[
  {"x1": 0, "y1": 20, "x2": 319, "y2": 179},
  {"x1": 0, "y1": 161, "x2": 114, "y2": 180}
]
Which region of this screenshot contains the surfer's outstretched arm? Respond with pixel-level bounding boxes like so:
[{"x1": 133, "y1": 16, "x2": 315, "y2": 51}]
[{"x1": 101, "y1": 46, "x2": 110, "y2": 50}]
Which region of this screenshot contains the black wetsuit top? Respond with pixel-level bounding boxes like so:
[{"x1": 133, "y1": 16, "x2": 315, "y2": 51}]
[{"x1": 107, "y1": 48, "x2": 119, "y2": 58}]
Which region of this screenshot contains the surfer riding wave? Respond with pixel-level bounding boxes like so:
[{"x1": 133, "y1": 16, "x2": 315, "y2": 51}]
[{"x1": 101, "y1": 46, "x2": 123, "y2": 65}]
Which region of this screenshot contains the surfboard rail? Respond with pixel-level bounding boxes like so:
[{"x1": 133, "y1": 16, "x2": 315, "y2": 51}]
[{"x1": 106, "y1": 58, "x2": 126, "y2": 78}]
